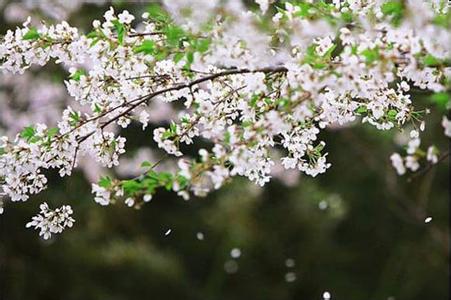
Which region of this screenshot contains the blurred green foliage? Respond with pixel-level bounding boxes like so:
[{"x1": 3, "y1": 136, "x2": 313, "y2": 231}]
[{"x1": 1, "y1": 118, "x2": 448, "y2": 300}]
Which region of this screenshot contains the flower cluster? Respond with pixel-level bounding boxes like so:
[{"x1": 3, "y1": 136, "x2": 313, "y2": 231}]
[
  {"x1": 25, "y1": 202, "x2": 75, "y2": 239},
  {"x1": 0, "y1": 1, "x2": 450, "y2": 238},
  {"x1": 390, "y1": 116, "x2": 450, "y2": 176}
]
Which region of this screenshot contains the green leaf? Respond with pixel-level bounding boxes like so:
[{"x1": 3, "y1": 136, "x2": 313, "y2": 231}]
[
  {"x1": 387, "y1": 109, "x2": 398, "y2": 120},
  {"x1": 361, "y1": 48, "x2": 380, "y2": 65},
  {"x1": 86, "y1": 31, "x2": 98, "y2": 39},
  {"x1": 169, "y1": 122, "x2": 177, "y2": 133},
  {"x1": 157, "y1": 172, "x2": 173, "y2": 188},
  {"x1": 162, "y1": 129, "x2": 174, "y2": 139},
  {"x1": 303, "y1": 43, "x2": 335, "y2": 70},
  {"x1": 250, "y1": 94, "x2": 259, "y2": 108},
  {"x1": 87, "y1": 30, "x2": 105, "y2": 47},
  {"x1": 147, "y1": 4, "x2": 169, "y2": 23},
  {"x1": 356, "y1": 106, "x2": 368, "y2": 114},
  {"x1": 20, "y1": 126, "x2": 36, "y2": 141},
  {"x1": 381, "y1": 1, "x2": 403, "y2": 15},
  {"x1": 277, "y1": 98, "x2": 289, "y2": 108},
  {"x1": 112, "y1": 20, "x2": 125, "y2": 45},
  {"x1": 195, "y1": 38, "x2": 211, "y2": 53},
  {"x1": 122, "y1": 180, "x2": 142, "y2": 194},
  {"x1": 70, "y1": 111, "x2": 80, "y2": 121},
  {"x1": 322, "y1": 44, "x2": 336, "y2": 59},
  {"x1": 176, "y1": 175, "x2": 189, "y2": 189},
  {"x1": 242, "y1": 120, "x2": 253, "y2": 128},
  {"x1": 433, "y1": 13, "x2": 451, "y2": 28},
  {"x1": 224, "y1": 131, "x2": 231, "y2": 145},
  {"x1": 93, "y1": 104, "x2": 102, "y2": 114},
  {"x1": 133, "y1": 40, "x2": 156, "y2": 55},
  {"x1": 295, "y1": 3, "x2": 313, "y2": 18},
  {"x1": 141, "y1": 161, "x2": 152, "y2": 168},
  {"x1": 341, "y1": 11, "x2": 353, "y2": 23},
  {"x1": 154, "y1": 50, "x2": 168, "y2": 61},
  {"x1": 430, "y1": 92, "x2": 450, "y2": 111},
  {"x1": 47, "y1": 127, "x2": 59, "y2": 138},
  {"x1": 69, "y1": 69, "x2": 86, "y2": 81},
  {"x1": 165, "y1": 25, "x2": 185, "y2": 48},
  {"x1": 186, "y1": 51, "x2": 194, "y2": 64},
  {"x1": 381, "y1": 1, "x2": 404, "y2": 26},
  {"x1": 99, "y1": 176, "x2": 112, "y2": 188},
  {"x1": 315, "y1": 142, "x2": 325, "y2": 153},
  {"x1": 423, "y1": 54, "x2": 441, "y2": 66},
  {"x1": 23, "y1": 27, "x2": 41, "y2": 40},
  {"x1": 173, "y1": 52, "x2": 184, "y2": 63}
]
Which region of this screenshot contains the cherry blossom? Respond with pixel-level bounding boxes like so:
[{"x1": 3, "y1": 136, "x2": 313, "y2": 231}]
[
  {"x1": 0, "y1": 1, "x2": 450, "y2": 238},
  {"x1": 25, "y1": 202, "x2": 75, "y2": 239}
]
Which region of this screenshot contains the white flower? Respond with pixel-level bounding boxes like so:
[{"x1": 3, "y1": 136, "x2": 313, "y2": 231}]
[
  {"x1": 139, "y1": 110, "x2": 150, "y2": 130},
  {"x1": 410, "y1": 130, "x2": 419, "y2": 139},
  {"x1": 125, "y1": 197, "x2": 134, "y2": 207},
  {"x1": 281, "y1": 157, "x2": 297, "y2": 169},
  {"x1": 92, "y1": 184, "x2": 111, "y2": 206},
  {"x1": 407, "y1": 137, "x2": 420, "y2": 155},
  {"x1": 92, "y1": 20, "x2": 101, "y2": 28},
  {"x1": 118, "y1": 10, "x2": 135, "y2": 24},
  {"x1": 427, "y1": 146, "x2": 438, "y2": 164},
  {"x1": 104, "y1": 7, "x2": 115, "y2": 23},
  {"x1": 117, "y1": 117, "x2": 131, "y2": 128},
  {"x1": 315, "y1": 36, "x2": 334, "y2": 56},
  {"x1": 0, "y1": 1, "x2": 449, "y2": 237},
  {"x1": 399, "y1": 81, "x2": 410, "y2": 92},
  {"x1": 26, "y1": 202, "x2": 74, "y2": 240},
  {"x1": 208, "y1": 166, "x2": 230, "y2": 189},
  {"x1": 405, "y1": 156, "x2": 420, "y2": 172},
  {"x1": 442, "y1": 116, "x2": 451, "y2": 137},
  {"x1": 390, "y1": 153, "x2": 406, "y2": 175},
  {"x1": 255, "y1": 0, "x2": 270, "y2": 13}
]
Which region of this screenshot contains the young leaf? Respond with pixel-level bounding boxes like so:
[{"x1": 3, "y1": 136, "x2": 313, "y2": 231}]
[
  {"x1": 423, "y1": 54, "x2": 441, "y2": 66},
  {"x1": 147, "y1": 4, "x2": 169, "y2": 23},
  {"x1": 122, "y1": 180, "x2": 142, "y2": 194},
  {"x1": 165, "y1": 25, "x2": 185, "y2": 48},
  {"x1": 186, "y1": 51, "x2": 194, "y2": 65},
  {"x1": 361, "y1": 48, "x2": 380, "y2": 65},
  {"x1": 69, "y1": 69, "x2": 86, "y2": 81},
  {"x1": 195, "y1": 38, "x2": 211, "y2": 53},
  {"x1": 99, "y1": 176, "x2": 112, "y2": 188},
  {"x1": 47, "y1": 127, "x2": 59, "y2": 138},
  {"x1": 381, "y1": 1, "x2": 404, "y2": 26},
  {"x1": 112, "y1": 20, "x2": 125, "y2": 45},
  {"x1": 23, "y1": 27, "x2": 40, "y2": 40},
  {"x1": 356, "y1": 106, "x2": 368, "y2": 114},
  {"x1": 173, "y1": 52, "x2": 184, "y2": 63},
  {"x1": 141, "y1": 161, "x2": 152, "y2": 168},
  {"x1": 133, "y1": 40, "x2": 156, "y2": 55},
  {"x1": 20, "y1": 126, "x2": 36, "y2": 141}
]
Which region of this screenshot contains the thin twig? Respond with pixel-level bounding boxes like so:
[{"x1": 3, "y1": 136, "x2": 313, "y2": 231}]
[{"x1": 408, "y1": 150, "x2": 450, "y2": 182}]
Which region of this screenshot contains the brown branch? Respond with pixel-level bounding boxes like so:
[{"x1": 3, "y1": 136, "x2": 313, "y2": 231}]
[
  {"x1": 128, "y1": 32, "x2": 164, "y2": 37},
  {"x1": 407, "y1": 150, "x2": 450, "y2": 182},
  {"x1": 76, "y1": 66, "x2": 288, "y2": 144}
]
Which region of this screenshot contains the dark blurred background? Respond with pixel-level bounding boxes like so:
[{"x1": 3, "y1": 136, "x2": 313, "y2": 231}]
[{"x1": 0, "y1": 1, "x2": 449, "y2": 300}]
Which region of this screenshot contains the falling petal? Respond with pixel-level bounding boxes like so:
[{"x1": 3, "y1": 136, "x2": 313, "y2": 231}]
[{"x1": 230, "y1": 248, "x2": 241, "y2": 258}]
